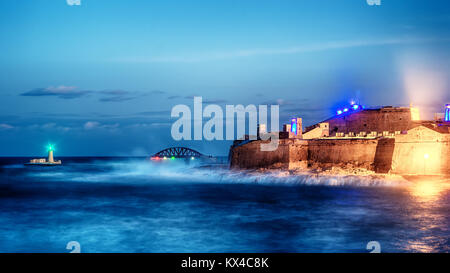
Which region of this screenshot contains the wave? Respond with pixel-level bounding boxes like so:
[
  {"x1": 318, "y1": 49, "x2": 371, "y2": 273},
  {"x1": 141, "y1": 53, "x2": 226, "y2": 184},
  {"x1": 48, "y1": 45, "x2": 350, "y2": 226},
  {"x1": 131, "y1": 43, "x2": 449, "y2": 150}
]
[
  {"x1": 21, "y1": 158, "x2": 409, "y2": 187},
  {"x1": 221, "y1": 170, "x2": 409, "y2": 187}
]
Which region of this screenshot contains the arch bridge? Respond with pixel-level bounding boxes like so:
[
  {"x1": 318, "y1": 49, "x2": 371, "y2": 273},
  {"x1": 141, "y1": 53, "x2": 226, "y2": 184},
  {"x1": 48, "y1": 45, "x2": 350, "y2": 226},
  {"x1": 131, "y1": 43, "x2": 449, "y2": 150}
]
[{"x1": 151, "y1": 147, "x2": 206, "y2": 159}]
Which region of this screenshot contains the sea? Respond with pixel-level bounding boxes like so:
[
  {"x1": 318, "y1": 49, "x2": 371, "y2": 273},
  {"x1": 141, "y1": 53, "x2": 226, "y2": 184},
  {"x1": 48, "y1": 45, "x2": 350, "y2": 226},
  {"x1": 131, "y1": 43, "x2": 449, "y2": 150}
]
[{"x1": 0, "y1": 157, "x2": 448, "y2": 253}]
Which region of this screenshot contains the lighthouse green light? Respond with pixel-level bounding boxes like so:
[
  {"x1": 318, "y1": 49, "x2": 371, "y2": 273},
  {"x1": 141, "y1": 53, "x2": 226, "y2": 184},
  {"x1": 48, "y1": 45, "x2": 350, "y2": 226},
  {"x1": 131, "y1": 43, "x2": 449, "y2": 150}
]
[{"x1": 47, "y1": 144, "x2": 54, "y2": 152}]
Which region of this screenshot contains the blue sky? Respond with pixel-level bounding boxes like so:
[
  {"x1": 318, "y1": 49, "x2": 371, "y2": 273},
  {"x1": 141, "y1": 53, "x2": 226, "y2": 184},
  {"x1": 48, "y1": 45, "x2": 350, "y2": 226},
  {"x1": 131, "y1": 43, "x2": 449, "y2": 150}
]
[{"x1": 1, "y1": 0, "x2": 450, "y2": 156}]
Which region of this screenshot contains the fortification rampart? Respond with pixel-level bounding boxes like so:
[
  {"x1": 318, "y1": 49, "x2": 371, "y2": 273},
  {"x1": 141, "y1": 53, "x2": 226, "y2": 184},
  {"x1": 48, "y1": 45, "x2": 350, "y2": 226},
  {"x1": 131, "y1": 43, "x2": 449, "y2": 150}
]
[
  {"x1": 230, "y1": 139, "x2": 290, "y2": 169},
  {"x1": 306, "y1": 138, "x2": 379, "y2": 171},
  {"x1": 229, "y1": 126, "x2": 450, "y2": 175},
  {"x1": 390, "y1": 127, "x2": 450, "y2": 175}
]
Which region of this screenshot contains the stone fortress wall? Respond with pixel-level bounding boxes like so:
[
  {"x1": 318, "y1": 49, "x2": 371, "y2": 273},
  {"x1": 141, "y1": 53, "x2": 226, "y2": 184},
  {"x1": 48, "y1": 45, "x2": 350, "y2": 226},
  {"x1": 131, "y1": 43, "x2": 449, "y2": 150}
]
[{"x1": 230, "y1": 106, "x2": 450, "y2": 176}]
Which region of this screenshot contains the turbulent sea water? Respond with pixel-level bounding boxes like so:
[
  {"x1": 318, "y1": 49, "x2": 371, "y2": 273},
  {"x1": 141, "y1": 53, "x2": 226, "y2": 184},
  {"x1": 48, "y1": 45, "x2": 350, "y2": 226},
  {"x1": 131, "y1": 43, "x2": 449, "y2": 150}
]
[{"x1": 0, "y1": 157, "x2": 448, "y2": 253}]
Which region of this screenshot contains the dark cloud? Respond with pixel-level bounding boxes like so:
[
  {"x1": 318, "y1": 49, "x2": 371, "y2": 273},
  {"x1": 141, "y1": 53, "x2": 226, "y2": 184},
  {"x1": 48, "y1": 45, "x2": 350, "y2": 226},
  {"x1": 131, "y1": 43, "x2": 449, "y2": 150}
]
[
  {"x1": 167, "y1": 95, "x2": 181, "y2": 100},
  {"x1": 99, "y1": 95, "x2": 137, "y2": 102},
  {"x1": 21, "y1": 86, "x2": 90, "y2": 99},
  {"x1": 96, "y1": 90, "x2": 141, "y2": 102},
  {"x1": 100, "y1": 90, "x2": 130, "y2": 96},
  {"x1": 20, "y1": 86, "x2": 149, "y2": 102}
]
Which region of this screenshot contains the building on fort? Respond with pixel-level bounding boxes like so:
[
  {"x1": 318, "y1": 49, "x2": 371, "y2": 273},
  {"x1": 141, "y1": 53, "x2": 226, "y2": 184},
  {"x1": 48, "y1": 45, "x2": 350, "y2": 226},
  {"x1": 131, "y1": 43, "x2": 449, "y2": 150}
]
[{"x1": 229, "y1": 104, "x2": 450, "y2": 176}]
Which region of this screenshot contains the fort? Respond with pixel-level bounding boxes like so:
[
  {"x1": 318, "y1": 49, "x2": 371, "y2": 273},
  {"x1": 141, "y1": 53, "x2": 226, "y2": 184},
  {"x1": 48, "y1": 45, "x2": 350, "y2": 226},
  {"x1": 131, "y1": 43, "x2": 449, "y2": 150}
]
[{"x1": 229, "y1": 104, "x2": 450, "y2": 176}]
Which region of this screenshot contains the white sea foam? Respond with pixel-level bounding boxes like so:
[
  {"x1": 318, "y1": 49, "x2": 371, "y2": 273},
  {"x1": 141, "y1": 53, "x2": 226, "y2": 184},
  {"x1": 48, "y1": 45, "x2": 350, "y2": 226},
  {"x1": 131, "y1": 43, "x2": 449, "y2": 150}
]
[{"x1": 24, "y1": 159, "x2": 410, "y2": 187}]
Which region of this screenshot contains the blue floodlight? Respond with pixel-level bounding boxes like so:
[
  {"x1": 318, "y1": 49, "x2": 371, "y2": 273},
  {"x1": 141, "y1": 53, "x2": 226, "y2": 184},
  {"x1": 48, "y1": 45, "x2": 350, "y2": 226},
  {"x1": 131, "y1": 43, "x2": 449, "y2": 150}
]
[
  {"x1": 343, "y1": 108, "x2": 349, "y2": 112},
  {"x1": 291, "y1": 118, "x2": 297, "y2": 134},
  {"x1": 337, "y1": 110, "x2": 343, "y2": 115},
  {"x1": 352, "y1": 104, "x2": 359, "y2": 110},
  {"x1": 445, "y1": 104, "x2": 450, "y2": 122}
]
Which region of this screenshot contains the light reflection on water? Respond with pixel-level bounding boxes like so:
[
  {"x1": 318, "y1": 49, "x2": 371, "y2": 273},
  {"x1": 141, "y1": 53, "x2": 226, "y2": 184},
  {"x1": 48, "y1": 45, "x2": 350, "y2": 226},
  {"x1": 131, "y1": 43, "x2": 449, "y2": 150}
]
[
  {"x1": 408, "y1": 178, "x2": 450, "y2": 202},
  {"x1": 0, "y1": 157, "x2": 448, "y2": 253},
  {"x1": 402, "y1": 177, "x2": 450, "y2": 252}
]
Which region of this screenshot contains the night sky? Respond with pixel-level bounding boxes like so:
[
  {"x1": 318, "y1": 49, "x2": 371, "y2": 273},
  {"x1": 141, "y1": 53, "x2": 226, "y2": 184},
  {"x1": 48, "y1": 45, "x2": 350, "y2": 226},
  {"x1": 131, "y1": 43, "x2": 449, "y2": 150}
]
[{"x1": 1, "y1": 0, "x2": 450, "y2": 156}]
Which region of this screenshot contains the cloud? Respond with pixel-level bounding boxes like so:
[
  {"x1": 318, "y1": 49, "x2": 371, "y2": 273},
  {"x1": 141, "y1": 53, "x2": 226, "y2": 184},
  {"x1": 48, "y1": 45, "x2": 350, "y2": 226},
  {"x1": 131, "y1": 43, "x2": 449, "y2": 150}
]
[
  {"x1": 167, "y1": 95, "x2": 181, "y2": 100},
  {"x1": 98, "y1": 89, "x2": 165, "y2": 102},
  {"x1": 84, "y1": 121, "x2": 119, "y2": 130},
  {"x1": 0, "y1": 123, "x2": 14, "y2": 129},
  {"x1": 21, "y1": 86, "x2": 90, "y2": 99},
  {"x1": 99, "y1": 97, "x2": 135, "y2": 102},
  {"x1": 84, "y1": 121, "x2": 100, "y2": 130},
  {"x1": 20, "y1": 86, "x2": 150, "y2": 102},
  {"x1": 41, "y1": 123, "x2": 56, "y2": 129},
  {"x1": 114, "y1": 36, "x2": 450, "y2": 63},
  {"x1": 26, "y1": 123, "x2": 73, "y2": 132},
  {"x1": 98, "y1": 90, "x2": 137, "y2": 102},
  {"x1": 98, "y1": 89, "x2": 156, "y2": 102}
]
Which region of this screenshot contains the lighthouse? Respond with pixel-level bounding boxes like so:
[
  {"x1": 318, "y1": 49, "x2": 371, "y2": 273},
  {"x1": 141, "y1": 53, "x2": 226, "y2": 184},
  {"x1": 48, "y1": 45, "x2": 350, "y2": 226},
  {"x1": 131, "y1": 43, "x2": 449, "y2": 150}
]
[
  {"x1": 48, "y1": 145, "x2": 54, "y2": 163},
  {"x1": 25, "y1": 144, "x2": 62, "y2": 166}
]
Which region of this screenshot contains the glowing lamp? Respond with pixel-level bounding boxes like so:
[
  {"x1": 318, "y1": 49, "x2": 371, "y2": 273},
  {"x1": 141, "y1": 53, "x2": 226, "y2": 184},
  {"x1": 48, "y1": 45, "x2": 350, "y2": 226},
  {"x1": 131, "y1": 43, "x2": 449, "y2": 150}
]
[
  {"x1": 163, "y1": 156, "x2": 167, "y2": 160},
  {"x1": 352, "y1": 104, "x2": 359, "y2": 110},
  {"x1": 343, "y1": 108, "x2": 349, "y2": 112},
  {"x1": 191, "y1": 157, "x2": 195, "y2": 160},
  {"x1": 424, "y1": 154, "x2": 429, "y2": 159},
  {"x1": 171, "y1": 156, "x2": 175, "y2": 160},
  {"x1": 47, "y1": 144, "x2": 54, "y2": 152},
  {"x1": 337, "y1": 110, "x2": 343, "y2": 115}
]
